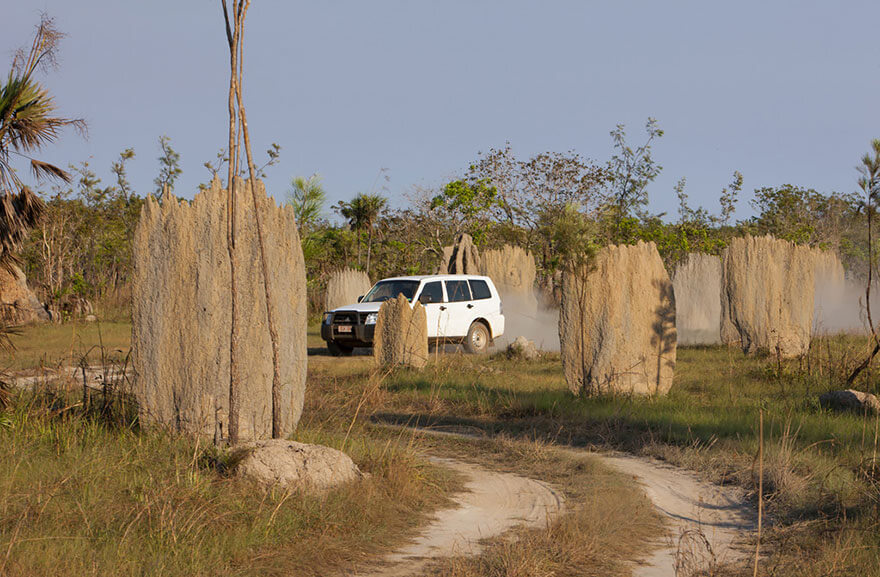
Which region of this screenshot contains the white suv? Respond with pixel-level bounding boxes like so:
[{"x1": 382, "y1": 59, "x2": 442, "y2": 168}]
[{"x1": 321, "y1": 275, "x2": 505, "y2": 356}]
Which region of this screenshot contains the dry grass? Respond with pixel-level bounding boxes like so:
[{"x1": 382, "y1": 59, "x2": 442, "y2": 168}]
[
  {"x1": 354, "y1": 339, "x2": 880, "y2": 577},
  {"x1": 7, "y1": 323, "x2": 880, "y2": 576},
  {"x1": 0, "y1": 321, "x2": 130, "y2": 371},
  {"x1": 405, "y1": 433, "x2": 664, "y2": 577},
  {"x1": 0, "y1": 385, "x2": 458, "y2": 577}
]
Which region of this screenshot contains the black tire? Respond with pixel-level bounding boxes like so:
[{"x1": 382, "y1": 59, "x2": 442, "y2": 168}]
[
  {"x1": 464, "y1": 322, "x2": 490, "y2": 354},
  {"x1": 327, "y1": 341, "x2": 354, "y2": 357}
]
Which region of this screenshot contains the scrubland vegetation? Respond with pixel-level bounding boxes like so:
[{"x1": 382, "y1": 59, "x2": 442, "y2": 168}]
[
  {"x1": 0, "y1": 375, "x2": 459, "y2": 577},
  {"x1": 4, "y1": 10, "x2": 880, "y2": 577},
  {"x1": 5, "y1": 321, "x2": 879, "y2": 575}
]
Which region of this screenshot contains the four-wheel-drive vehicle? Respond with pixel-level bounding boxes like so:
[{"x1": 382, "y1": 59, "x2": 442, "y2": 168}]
[{"x1": 321, "y1": 275, "x2": 505, "y2": 356}]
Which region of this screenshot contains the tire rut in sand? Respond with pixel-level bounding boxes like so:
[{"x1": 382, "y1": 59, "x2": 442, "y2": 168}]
[{"x1": 356, "y1": 457, "x2": 564, "y2": 577}]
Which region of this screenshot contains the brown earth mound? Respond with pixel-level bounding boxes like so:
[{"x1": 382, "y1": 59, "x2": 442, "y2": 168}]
[
  {"x1": 481, "y1": 244, "x2": 538, "y2": 317},
  {"x1": 373, "y1": 294, "x2": 428, "y2": 369},
  {"x1": 721, "y1": 235, "x2": 815, "y2": 357},
  {"x1": 446, "y1": 233, "x2": 481, "y2": 274},
  {"x1": 0, "y1": 264, "x2": 49, "y2": 324},
  {"x1": 325, "y1": 268, "x2": 371, "y2": 311},
  {"x1": 559, "y1": 241, "x2": 676, "y2": 396},
  {"x1": 234, "y1": 440, "x2": 363, "y2": 490},
  {"x1": 481, "y1": 245, "x2": 536, "y2": 294},
  {"x1": 672, "y1": 253, "x2": 722, "y2": 345},
  {"x1": 132, "y1": 176, "x2": 307, "y2": 440},
  {"x1": 436, "y1": 246, "x2": 454, "y2": 274}
]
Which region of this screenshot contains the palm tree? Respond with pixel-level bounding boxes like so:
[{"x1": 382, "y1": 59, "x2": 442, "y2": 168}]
[
  {"x1": 337, "y1": 193, "x2": 387, "y2": 275},
  {"x1": 0, "y1": 16, "x2": 83, "y2": 264}
]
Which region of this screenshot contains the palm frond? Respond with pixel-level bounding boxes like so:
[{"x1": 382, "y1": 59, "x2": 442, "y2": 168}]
[
  {"x1": 30, "y1": 158, "x2": 70, "y2": 182},
  {"x1": 0, "y1": 187, "x2": 44, "y2": 268}
]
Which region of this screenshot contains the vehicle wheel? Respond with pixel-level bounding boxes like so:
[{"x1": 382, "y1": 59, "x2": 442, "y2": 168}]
[
  {"x1": 327, "y1": 341, "x2": 354, "y2": 356},
  {"x1": 464, "y1": 322, "x2": 489, "y2": 354}
]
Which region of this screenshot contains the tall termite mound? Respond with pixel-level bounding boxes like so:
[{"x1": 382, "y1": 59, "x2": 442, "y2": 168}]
[
  {"x1": 721, "y1": 235, "x2": 815, "y2": 357},
  {"x1": 132, "y1": 177, "x2": 307, "y2": 440},
  {"x1": 672, "y1": 253, "x2": 722, "y2": 345},
  {"x1": 559, "y1": 241, "x2": 676, "y2": 396},
  {"x1": 481, "y1": 245, "x2": 537, "y2": 302},
  {"x1": 325, "y1": 268, "x2": 371, "y2": 311},
  {"x1": 435, "y1": 246, "x2": 454, "y2": 274},
  {"x1": 442, "y1": 233, "x2": 481, "y2": 274},
  {"x1": 0, "y1": 264, "x2": 49, "y2": 324},
  {"x1": 373, "y1": 294, "x2": 428, "y2": 369},
  {"x1": 482, "y1": 244, "x2": 539, "y2": 335}
]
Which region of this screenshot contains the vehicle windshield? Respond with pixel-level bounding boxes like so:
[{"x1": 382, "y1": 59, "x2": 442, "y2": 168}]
[{"x1": 361, "y1": 280, "x2": 420, "y2": 303}]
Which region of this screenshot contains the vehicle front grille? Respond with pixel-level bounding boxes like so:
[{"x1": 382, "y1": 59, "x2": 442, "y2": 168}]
[{"x1": 332, "y1": 311, "x2": 360, "y2": 324}]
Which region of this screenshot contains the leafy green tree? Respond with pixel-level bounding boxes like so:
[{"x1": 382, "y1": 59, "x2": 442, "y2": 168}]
[
  {"x1": 153, "y1": 135, "x2": 182, "y2": 197},
  {"x1": 0, "y1": 15, "x2": 83, "y2": 264},
  {"x1": 430, "y1": 178, "x2": 500, "y2": 242},
  {"x1": 606, "y1": 118, "x2": 663, "y2": 240},
  {"x1": 717, "y1": 171, "x2": 743, "y2": 227},
  {"x1": 442, "y1": 144, "x2": 607, "y2": 279},
  {"x1": 748, "y1": 184, "x2": 851, "y2": 247}
]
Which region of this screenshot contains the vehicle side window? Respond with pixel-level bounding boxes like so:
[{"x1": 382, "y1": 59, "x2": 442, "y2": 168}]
[
  {"x1": 469, "y1": 279, "x2": 492, "y2": 300},
  {"x1": 445, "y1": 280, "x2": 471, "y2": 302},
  {"x1": 419, "y1": 281, "x2": 444, "y2": 304}
]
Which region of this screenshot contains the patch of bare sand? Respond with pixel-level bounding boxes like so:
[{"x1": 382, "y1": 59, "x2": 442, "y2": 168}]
[
  {"x1": 371, "y1": 425, "x2": 756, "y2": 576},
  {"x1": 597, "y1": 452, "x2": 757, "y2": 577},
  {"x1": 357, "y1": 457, "x2": 564, "y2": 577}
]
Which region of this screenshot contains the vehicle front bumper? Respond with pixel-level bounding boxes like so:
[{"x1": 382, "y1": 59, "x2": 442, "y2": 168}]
[{"x1": 321, "y1": 321, "x2": 375, "y2": 347}]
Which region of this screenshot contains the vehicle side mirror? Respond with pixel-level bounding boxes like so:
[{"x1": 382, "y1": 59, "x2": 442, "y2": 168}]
[
  {"x1": 418, "y1": 293, "x2": 432, "y2": 304},
  {"x1": 357, "y1": 295, "x2": 364, "y2": 303}
]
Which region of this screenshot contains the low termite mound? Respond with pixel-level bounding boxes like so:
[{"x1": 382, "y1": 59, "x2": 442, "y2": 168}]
[
  {"x1": 373, "y1": 294, "x2": 428, "y2": 369},
  {"x1": 559, "y1": 241, "x2": 676, "y2": 396},
  {"x1": 672, "y1": 253, "x2": 722, "y2": 345},
  {"x1": 325, "y1": 268, "x2": 371, "y2": 311},
  {"x1": 446, "y1": 233, "x2": 481, "y2": 274},
  {"x1": 721, "y1": 235, "x2": 815, "y2": 357},
  {"x1": 0, "y1": 264, "x2": 49, "y2": 324},
  {"x1": 132, "y1": 176, "x2": 307, "y2": 441}
]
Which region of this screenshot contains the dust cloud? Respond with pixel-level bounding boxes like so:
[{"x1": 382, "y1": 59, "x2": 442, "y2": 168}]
[
  {"x1": 496, "y1": 292, "x2": 560, "y2": 351},
  {"x1": 813, "y1": 275, "x2": 880, "y2": 336}
]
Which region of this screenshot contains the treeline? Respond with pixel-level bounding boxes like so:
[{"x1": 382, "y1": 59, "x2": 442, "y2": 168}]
[{"x1": 19, "y1": 124, "x2": 878, "y2": 320}]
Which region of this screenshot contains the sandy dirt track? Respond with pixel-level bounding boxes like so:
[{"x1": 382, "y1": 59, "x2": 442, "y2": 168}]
[
  {"x1": 597, "y1": 452, "x2": 757, "y2": 576},
  {"x1": 370, "y1": 425, "x2": 757, "y2": 576},
  {"x1": 356, "y1": 457, "x2": 564, "y2": 577}
]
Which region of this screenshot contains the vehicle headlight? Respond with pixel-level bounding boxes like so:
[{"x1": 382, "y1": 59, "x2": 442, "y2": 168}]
[
  {"x1": 323, "y1": 313, "x2": 333, "y2": 325},
  {"x1": 364, "y1": 313, "x2": 378, "y2": 325}
]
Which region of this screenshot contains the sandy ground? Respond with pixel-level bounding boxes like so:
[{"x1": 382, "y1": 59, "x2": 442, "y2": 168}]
[
  {"x1": 373, "y1": 425, "x2": 757, "y2": 576},
  {"x1": 356, "y1": 457, "x2": 564, "y2": 577},
  {"x1": 596, "y1": 452, "x2": 757, "y2": 576}
]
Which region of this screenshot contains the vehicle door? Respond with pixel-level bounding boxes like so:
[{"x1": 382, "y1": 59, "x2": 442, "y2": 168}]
[
  {"x1": 415, "y1": 281, "x2": 448, "y2": 337},
  {"x1": 443, "y1": 279, "x2": 473, "y2": 337},
  {"x1": 467, "y1": 279, "x2": 497, "y2": 332}
]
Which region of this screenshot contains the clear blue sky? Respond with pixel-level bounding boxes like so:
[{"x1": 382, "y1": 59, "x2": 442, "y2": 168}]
[{"x1": 5, "y1": 1, "x2": 880, "y2": 221}]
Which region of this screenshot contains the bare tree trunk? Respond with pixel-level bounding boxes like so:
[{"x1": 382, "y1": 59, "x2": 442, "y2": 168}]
[
  {"x1": 234, "y1": 0, "x2": 285, "y2": 438},
  {"x1": 849, "y1": 208, "x2": 878, "y2": 385},
  {"x1": 222, "y1": 0, "x2": 242, "y2": 445},
  {"x1": 366, "y1": 225, "x2": 373, "y2": 276}
]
